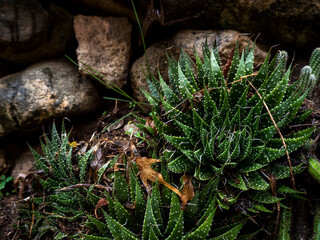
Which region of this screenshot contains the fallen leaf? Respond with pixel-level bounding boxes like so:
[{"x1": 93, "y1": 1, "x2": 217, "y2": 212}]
[
  {"x1": 135, "y1": 157, "x2": 181, "y2": 197},
  {"x1": 180, "y1": 174, "x2": 195, "y2": 210},
  {"x1": 124, "y1": 122, "x2": 140, "y2": 136},
  {"x1": 107, "y1": 119, "x2": 124, "y2": 132},
  {"x1": 145, "y1": 116, "x2": 157, "y2": 134},
  {"x1": 95, "y1": 198, "x2": 108, "y2": 219}
]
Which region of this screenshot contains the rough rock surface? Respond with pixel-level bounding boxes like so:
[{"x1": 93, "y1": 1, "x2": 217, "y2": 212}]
[
  {"x1": 140, "y1": 0, "x2": 320, "y2": 50},
  {"x1": 0, "y1": 0, "x2": 74, "y2": 65},
  {"x1": 72, "y1": 0, "x2": 138, "y2": 20},
  {"x1": 0, "y1": 60, "x2": 102, "y2": 137},
  {"x1": 130, "y1": 29, "x2": 267, "y2": 103},
  {"x1": 74, "y1": 15, "x2": 132, "y2": 89}
]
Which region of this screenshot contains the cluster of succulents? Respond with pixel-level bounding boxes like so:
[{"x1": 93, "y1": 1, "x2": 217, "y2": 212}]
[
  {"x1": 141, "y1": 43, "x2": 314, "y2": 214},
  {"x1": 20, "y1": 44, "x2": 320, "y2": 239}
]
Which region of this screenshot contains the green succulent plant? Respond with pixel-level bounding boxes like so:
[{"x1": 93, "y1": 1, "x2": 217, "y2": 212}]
[
  {"x1": 140, "y1": 43, "x2": 313, "y2": 212},
  {"x1": 21, "y1": 122, "x2": 94, "y2": 239},
  {"x1": 83, "y1": 163, "x2": 248, "y2": 240}
]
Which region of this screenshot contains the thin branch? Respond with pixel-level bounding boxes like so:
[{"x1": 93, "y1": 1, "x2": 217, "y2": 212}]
[
  {"x1": 56, "y1": 184, "x2": 112, "y2": 192},
  {"x1": 246, "y1": 78, "x2": 296, "y2": 190},
  {"x1": 29, "y1": 202, "x2": 35, "y2": 239}
]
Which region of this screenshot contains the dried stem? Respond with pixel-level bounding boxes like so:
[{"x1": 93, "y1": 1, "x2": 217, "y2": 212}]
[
  {"x1": 246, "y1": 78, "x2": 296, "y2": 190},
  {"x1": 29, "y1": 202, "x2": 35, "y2": 239},
  {"x1": 57, "y1": 184, "x2": 112, "y2": 192}
]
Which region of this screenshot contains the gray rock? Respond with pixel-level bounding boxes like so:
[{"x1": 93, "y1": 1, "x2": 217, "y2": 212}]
[
  {"x1": 74, "y1": 15, "x2": 132, "y2": 89},
  {"x1": 130, "y1": 29, "x2": 267, "y2": 104},
  {"x1": 0, "y1": 60, "x2": 102, "y2": 137},
  {"x1": 0, "y1": 0, "x2": 74, "y2": 64}
]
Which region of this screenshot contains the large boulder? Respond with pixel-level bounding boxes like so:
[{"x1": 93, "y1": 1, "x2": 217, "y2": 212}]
[
  {"x1": 0, "y1": 0, "x2": 74, "y2": 65},
  {"x1": 130, "y1": 29, "x2": 267, "y2": 103},
  {"x1": 74, "y1": 15, "x2": 132, "y2": 89},
  {"x1": 0, "y1": 60, "x2": 102, "y2": 137}
]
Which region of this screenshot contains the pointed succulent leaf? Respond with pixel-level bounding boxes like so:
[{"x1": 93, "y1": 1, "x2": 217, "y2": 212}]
[
  {"x1": 163, "y1": 134, "x2": 193, "y2": 152},
  {"x1": 250, "y1": 191, "x2": 283, "y2": 204},
  {"x1": 209, "y1": 48, "x2": 225, "y2": 86},
  {"x1": 143, "y1": 198, "x2": 162, "y2": 240},
  {"x1": 246, "y1": 172, "x2": 269, "y2": 190},
  {"x1": 87, "y1": 215, "x2": 110, "y2": 237},
  {"x1": 165, "y1": 192, "x2": 181, "y2": 235},
  {"x1": 253, "y1": 203, "x2": 272, "y2": 213},
  {"x1": 229, "y1": 175, "x2": 248, "y2": 190},
  {"x1": 114, "y1": 197, "x2": 139, "y2": 232},
  {"x1": 135, "y1": 182, "x2": 146, "y2": 223},
  {"x1": 178, "y1": 63, "x2": 195, "y2": 100},
  {"x1": 196, "y1": 196, "x2": 217, "y2": 227},
  {"x1": 79, "y1": 148, "x2": 94, "y2": 183},
  {"x1": 167, "y1": 155, "x2": 196, "y2": 173},
  {"x1": 114, "y1": 171, "x2": 129, "y2": 203},
  {"x1": 186, "y1": 208, "x2": 215, "y2": 240},
  {"x1": 194, "y1": 166, "x2": 216, "y2": 180},
  {"x1": 229, "y1": 53, "x2": 246, "y2": 104},
  {"x1": 198, "y1": 177, "x2": 219, "y2": 210},
  {"x1": 162, "y1": 100, "x2": 193, "y2": 126},
  {"x1": 175, "y1": 120, "x2": 198, "y2": 145},
  {"x1": 210, "y1": 223, "x2": 243, "y2": 240},
  {"x1": 149, "y1": 227, "x2": 159, "y2": 240},
  {"x1": 264, "y1": 68, "x2": 290, "y2": 109},
  {"x1": 244, "y1": 45, "x2": 254, "y2": 75},
  {"x1": 193, "y1": 108, "x2": 209, "y2": 133},
  {"x1": 103, "y1": 209, "x2": 138, "y2": 240},
  {"x1": 278, "y1": 207, "x2": 292, "y2": 240},
  {"x1": 227, "y1": 44, "x2": 240, "y2": 83},
  {"x1": 160, "y1": 74, "x2": 180, "y2": 106},
  {"x1": 97, "y1": 161, "x2": 111, "y2": 183},
  {"x1": 167, "y1": 55, "x2": 180, "y2": 94},
  {"x1": 310, "y1": 47, "x2": 320, "y2": 81},
  {"x1": 28, "y1": 145, "x2": 50, "y2": 174},
  {"x1": 165, "y1": 211, "x2": 183, "y2": 240},
  {"x1": 151, "y1": 181, "x2": 164, "y2": 231},
  {"x1": 105, "y1": 193, "x2": 116, "y2": 219},
  {"x1": 82, "y1": 234, "x2": 111, "y2": 240},
  {"x1": 313, "y1": 204, "x2": 320, "y2": 240}
]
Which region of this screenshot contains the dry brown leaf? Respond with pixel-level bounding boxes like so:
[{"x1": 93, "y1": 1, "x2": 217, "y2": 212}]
[
  {"x1": 95, "y1": 198, "x2": 108, "y2": 219},
  {"x1": 135, "y1": 157, "x2": 181, "y2": 197},
  {"x1": 145, "y1": 116, "x2": 157, "y2": 134},
  {"x1": 180, "y1": 174, "x2": 195, "y2": 210}
]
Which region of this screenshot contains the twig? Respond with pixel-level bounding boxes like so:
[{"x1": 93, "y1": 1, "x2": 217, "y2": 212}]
[
  {"x1": 29, "y1": 202, "x2": 35, "y2": 239},
  {"x1": 226, "y1": 73, "x2": 258, "y2": 86},
  {"x1": 246, "y1": 78, "x2": 296, "y2": 190},
  {"x1": 56, "y1": 184, "x2": 112, "y2": 192},
  {"x1": 289, "y1": 123, "x2": 316, "y2": 129}
]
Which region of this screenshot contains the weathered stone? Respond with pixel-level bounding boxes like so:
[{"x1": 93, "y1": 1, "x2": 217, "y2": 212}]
[
  {"x1": 74, "y1": 15, "x2": 132, "y2": 89},
  {"x1": 0, "y1": 0, "x2": 74, "y2": 64},
  {"x1": 0, "y1": 60, "x2": 102, "y2": 137},
  {"x1": 71, "y1": 0, "x2": 138, "y2": 20},
  {"x1": 130, "y1": 29, "x2": 267, "y2": 103},
  {"x1": 139, "y1": 0, "x2": 320, "y2": 50}
]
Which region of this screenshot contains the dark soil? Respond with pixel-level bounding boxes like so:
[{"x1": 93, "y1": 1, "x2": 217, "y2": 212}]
[{"x1": 0, "y1": 195, "x2": 19, "y2": 240}]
